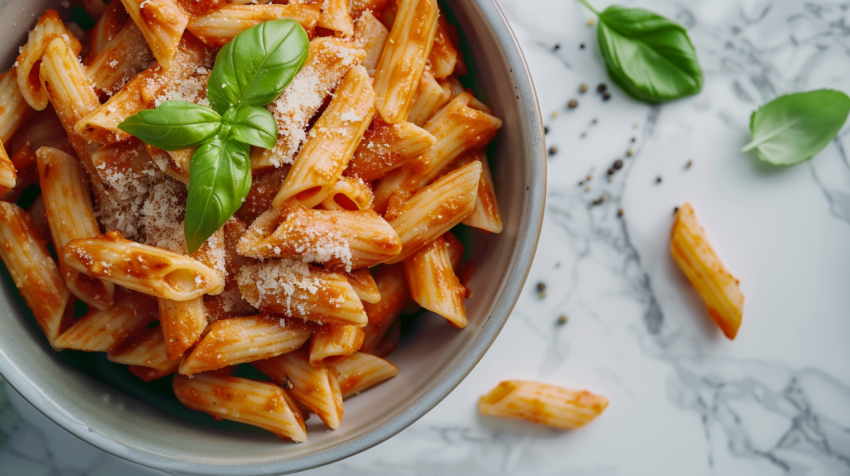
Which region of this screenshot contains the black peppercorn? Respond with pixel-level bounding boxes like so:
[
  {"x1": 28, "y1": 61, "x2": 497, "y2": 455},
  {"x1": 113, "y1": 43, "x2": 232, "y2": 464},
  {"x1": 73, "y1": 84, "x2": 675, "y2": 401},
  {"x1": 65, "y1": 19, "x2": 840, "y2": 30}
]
[
  {"x1": 597, "y1": 83, "x2": 607, "y2": 93},
  {"x1": 613, "y1": 159, "x2": 623, "y2": 170},
  {"x1": 537, "y1": 282, "x2": 546, "y2": 292},
  {"x1": 549, "y1": 146, "x2": 558, "y2": 156},
  {"x1": 568, "y1": 99, "x2": 578, "y2": 108},
  {"x1": 602, "y1": 93, "x2": 612, "y2": 101}
]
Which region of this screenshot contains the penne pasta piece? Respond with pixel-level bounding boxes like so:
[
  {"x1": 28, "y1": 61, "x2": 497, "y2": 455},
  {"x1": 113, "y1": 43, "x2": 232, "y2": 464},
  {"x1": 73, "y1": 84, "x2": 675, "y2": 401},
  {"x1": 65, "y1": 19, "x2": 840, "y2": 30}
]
[
  {"x1": 320, "y1": 0, "x2": 355, "y2": 37},
  {"x1": 309, "y1": 324, "x2": 365, "y2": 367},
  {"x1": 37, "y1": 147, "x2": 116, "y2": 310},
  {"x1": 108, "y1": 325, "x2": 180, "y2": 373},
  {"x1": 158, "y1": 296, "x2": 207, "y2": 361},
  {"x1": 254, "y1": 37, "x2": 365, "y2": 170},
  {"x1": 120, "y1": 0, "x2": 189, "y2": 71},
  {"x1": 345, "y1": 267, "x2": 381, "y2": 304},
  {"x1": 334, "y1": 351, "x2": 398, "y2": 398},
  {"x1": 478, "y1": 380, "x2": 609, "y2": 430},
  {"x1": 204, "y1": 286, "x2": 257, "y2": 323},
  {"x1": 237, "y1": 259, "x2": 368, "y2": 327},
  {"x1": 53, "y1": 290, "x2": 157, "y2": 351},
  {"x1": 235, "y1": 167, "x2": 289, "y2": 224},
  {"x1": 0, "y1": 142, "x2": 16, "y2": 193},
  {"x1": 16, "y1": 10, "x2": 83, "y2": 111},
  {"x1": 404, "y1": 235, "x2": 467, "y2": 328},
  {"x1": 252, "y1": 346, "x2": 344, "y2": 430},
  {"x1": 63, "y1": 231, "x2": 224, "y2": 301},
  {"x1": 89, "y1": 1, "x2": 132, "y2": 61},
  {"x1": 670, "y1": 202, "x2": 744, "y2": 339},
  {"x1": 179, "y1": 315, "x2": 314, "y2": 375},
  {"x1": 9, "y1": 107, "x2": 67, "y2": 160},
  {"x1": 428, "y1": 13, "x2": 459, "y2": 79},
  {"x1": 2, "y1": 145, "x2": 39, "y2": 203},
  {"x1": 91, "y1": 139, "x2": 164, "y2": 196},
  {"x1": 76, "y1": 34, "x2": 212, "y2": 145},
  {"x1": 147, "y1": 145, "x2": 191, "y2": 184},
  {"x1": 373, "y1": 0, "x2": 439, "y2": 124},
  {"x1": 0, "y1": 69, "x2": 36, "y2": 145},
  {"x1": 443, "y1": 231, "x2": 464, "y2": 270},
  {"x1": 86, "y1": 21, "x2": 156, "y2": 97},
  {"x1": 273, "y1": 65, "x2": 376, "y2": 209},
  {"x1": 128, "y1": 365, "x2": 174, "y2": 382},
  {"x1": 0, "y1": 202, "x2": 70, "y2": 346},
  {"x1": 187, "y1": 4, "x2": 320, "y2": 47},
  {"x1": 383, "y1": 160, "x2": 481, "y2": 263},
  {"x1": 344, "y1": 118, "x2": 435, "y2": 182},
  {"x1": 374, "y1": 93, "x2": 501, "y2": 215},
  {"x1": 173, "y1": 373, "x2": 307, "y2": 442},
  {"x1": 353, "y1": 10, "x2": 389, "y2": 77},
  {"x1": 320, "y1": 176, "x2": 374, "y2": 212},
  {"x1": 360, "y1": 263, "x2": 410, "y2": 353},
  {"x1": 238, "y1": 206, "x2": 402, "y2": 270},
  {"x1": 455, "y1": 150, "x2": 503, "y2": 233},
  {"x1": 406, "y1": 71, "x2": 450, "y2": 127},
  {"x1": 440, "y1": 76, "x2": 464, "y2": 99}
]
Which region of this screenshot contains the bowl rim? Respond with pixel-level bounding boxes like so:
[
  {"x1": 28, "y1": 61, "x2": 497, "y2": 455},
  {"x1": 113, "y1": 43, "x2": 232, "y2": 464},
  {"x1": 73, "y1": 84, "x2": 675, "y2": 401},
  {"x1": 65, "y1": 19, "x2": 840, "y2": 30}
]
[{"x1": 0, "y1": 0, "x2": 547, "y2": 474}]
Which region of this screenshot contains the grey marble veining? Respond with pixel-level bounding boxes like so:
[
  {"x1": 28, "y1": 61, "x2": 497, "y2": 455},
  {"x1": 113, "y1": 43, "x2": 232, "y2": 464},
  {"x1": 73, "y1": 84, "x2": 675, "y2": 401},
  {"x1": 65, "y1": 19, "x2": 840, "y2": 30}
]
[{"x1": 3, "y1": 1, "x2": 850, "y2": 475}]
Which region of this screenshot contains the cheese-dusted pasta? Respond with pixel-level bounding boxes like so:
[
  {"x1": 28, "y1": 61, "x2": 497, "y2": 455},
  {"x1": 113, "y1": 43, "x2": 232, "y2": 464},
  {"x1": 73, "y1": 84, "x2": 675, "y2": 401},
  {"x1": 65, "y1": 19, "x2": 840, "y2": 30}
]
[{"x1": 1, "y1": 1, "x2": 505, "y2": 443}]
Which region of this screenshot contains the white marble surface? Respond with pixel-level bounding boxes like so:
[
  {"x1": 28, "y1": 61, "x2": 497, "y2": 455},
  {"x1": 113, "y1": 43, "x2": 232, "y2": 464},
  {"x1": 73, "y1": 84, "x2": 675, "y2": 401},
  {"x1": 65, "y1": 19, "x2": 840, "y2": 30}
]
[{"x1": 4, "y1": 0, "x2": 850, "y2": 474}]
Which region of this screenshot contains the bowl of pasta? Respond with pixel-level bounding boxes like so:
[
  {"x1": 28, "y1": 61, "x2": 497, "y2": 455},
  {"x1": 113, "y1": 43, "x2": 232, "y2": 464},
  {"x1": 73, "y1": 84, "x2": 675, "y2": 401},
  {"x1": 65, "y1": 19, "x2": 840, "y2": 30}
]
[{"x1": 0, "y1": 0, "x2": 545, "y2": 474}]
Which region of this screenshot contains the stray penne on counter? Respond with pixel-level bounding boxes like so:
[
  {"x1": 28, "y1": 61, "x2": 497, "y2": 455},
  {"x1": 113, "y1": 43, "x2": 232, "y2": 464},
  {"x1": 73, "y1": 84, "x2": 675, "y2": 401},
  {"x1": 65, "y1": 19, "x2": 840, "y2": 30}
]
[{"x1": 479, "y1": 380, "x2": 609, "y2": 429}]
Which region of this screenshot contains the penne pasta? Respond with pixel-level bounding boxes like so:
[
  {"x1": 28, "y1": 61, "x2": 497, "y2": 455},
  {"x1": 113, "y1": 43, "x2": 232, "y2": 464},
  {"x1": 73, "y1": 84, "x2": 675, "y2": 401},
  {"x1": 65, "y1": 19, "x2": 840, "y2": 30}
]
[
  {"x1": 120, "y1": 0, "x2": 189, "y2": 71},
  {"x1": 383, "y1": 160, "x2": 481, "y2": 263},
  {"x1": 86, "y1": 21, "x2": 156, "y2": 97},
  {"x1": 428, "y1": 13, "x2": 459, "y2": 79},
  {"x1": 254, "y1": 37, "x2": 365, "y2": 170},
  {"x1": 404, "y1": 235, "x2": 468, "y2": 328},
  {"x1": 173, "y1": 373, "x2": 307, "y2": 442},
  {"x1": 253, "y1": 346, "x2": 344, "y2": 430},
  {"x1": 273, "y1": 65, "x2": 375, "y2": 209},
  {"x1": 37, "y1": 146, "x2": 116, "y2": 310},
  {"x1": 158, "y1": 296, "x2": 207, "y2": 361},
  {"x1": 406, "y1": 71, "x2": 450, "y2": 127},
  {"x1": 63, "y1": 231, "x2": 224, "y2": 301},
  {"x1": 478, "y1": 380, "x2": 609, "y2": 429},
  {"x1": 360, "y1": 263, "x2": 410, "y2": 353},
  {"x1": 316, "y1": 0, "x2": 354, "y2": 37},
  {"x1": 373, "y1": 0, "x2": 439, "y2": 124},
  {"x1": 53, "y1": 290, "x2": 157, "y2": 351},
  {"x1": 187, "y1": 4, "x2": 320, "y2": 47},
  {"x1": 374, "y1": 93, "x2": 501, "y2": 215},
  {"x1": 0, "y1": 142, "x2": 16, "y2": 193},
  {"x1": 457, "y1": 151, "x2": 503, "y2": 233},
  {"x1": 180, "y1": 314, "x2": 314, "y2": 375},
  {"x1": 670, "y1": 202, "x2": 744, "y2": 339},
  {"x1": 345, "y1": 267, "x2": 381, "y2": 304},
  {"x1": 344, "y1": 118, "x2": 435, "y2": 182},
  {"x1": 353, "y1": 10, "x2": 389, "y2": 77},
  {"x1": 320, "y1": 176, "x2": 374, "y2": 212},
  {"x1": 9, "y1": 106, "x2": 67, "y2": 161},
  {"x1": 238, "y1": 206, "x2": 402, "y2": 270},
  {"x1": 0, "y1": 202, "x2": 70, "y2": 346},
  {"x1": 237, "y1": 259, "x2": 368, "y2": 327},
  {"x1": 334, "y1": 351, "x2": 398, "y2": 398},
  {"x1": 0, "y1": 68, "x2": 36, "y2": 145},
  {"x1": 310, "y1": 324, "x2": 365, "y2": 367},
  {"x1": 89, "y1": 1, "x2": 132, "y2": 61},
  {"x1": 108, "y1": 324, "x2": 180, "y2": 373},
  {"x1": 2, "y1": 145, "x2": 39, "y2": 203},
  {"x1": 16, "y1": 10, "x2": 83, "y2": 111}
]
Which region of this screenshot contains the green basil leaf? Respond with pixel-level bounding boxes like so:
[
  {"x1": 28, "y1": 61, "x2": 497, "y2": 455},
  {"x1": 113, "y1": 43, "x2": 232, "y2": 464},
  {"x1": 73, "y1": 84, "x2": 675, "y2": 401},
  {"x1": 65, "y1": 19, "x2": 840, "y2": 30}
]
[
  {"x1": 207, "y1": 19, "x2": 309, "y2": 113},
  {"x1": 581, "y1": 1, "x2": 703, "y2": 104},
  {"x1": 222, "y1": 106, "x2": 278, "y2": 150},
  {"x1": 184, "y1": 137, "x2": 252, "y2": 253},
  {"x1": 741, "y1": 90, "x2": 850, "y2": 166},
  {"x1": 118, "y1": 101, "x2": 222, "y2": 151}
]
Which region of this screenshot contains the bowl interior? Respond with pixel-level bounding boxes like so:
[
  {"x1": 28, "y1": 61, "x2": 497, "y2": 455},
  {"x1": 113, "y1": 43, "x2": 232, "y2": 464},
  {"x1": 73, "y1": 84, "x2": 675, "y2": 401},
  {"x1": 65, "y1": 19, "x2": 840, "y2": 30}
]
[{"x1": 0, "y1": 1, "x2": 545, "y2": 474}]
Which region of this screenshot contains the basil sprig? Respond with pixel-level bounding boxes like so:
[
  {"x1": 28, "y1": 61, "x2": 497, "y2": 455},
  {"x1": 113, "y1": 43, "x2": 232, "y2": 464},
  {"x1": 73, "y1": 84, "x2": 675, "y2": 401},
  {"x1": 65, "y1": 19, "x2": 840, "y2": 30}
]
[
  {"x1": 742, "y1": 90, "x2": 850, "y2": 166},
  {"x1": 580, "y1": 0, "x2": 703, "y2": 103},
  {"x1": 118, "y1": 19, "x2": 309, "y2": 253}
]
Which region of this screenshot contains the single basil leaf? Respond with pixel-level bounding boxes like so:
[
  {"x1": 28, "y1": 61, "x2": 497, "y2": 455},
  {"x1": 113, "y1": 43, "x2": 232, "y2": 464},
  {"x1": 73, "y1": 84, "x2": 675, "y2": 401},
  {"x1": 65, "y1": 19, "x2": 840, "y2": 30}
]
[
  {"x1": 184, "y1": 137, "x2": 251, "y2": 253},
  {"x1": 207, "y1": 19, "x2": 309, "y2": 113},
  {"x1": 222, "y1": 106, "x2": 278, "y2": 149},
  {"x1": 741, "y1": 90, "x2": 850, "y2": 166},
  {"x1": 118, "y1": 101, "x2": 222, "y2": 151},
  {"x1": 581, "y1": 1, "x2": 703, "y2": 103}
]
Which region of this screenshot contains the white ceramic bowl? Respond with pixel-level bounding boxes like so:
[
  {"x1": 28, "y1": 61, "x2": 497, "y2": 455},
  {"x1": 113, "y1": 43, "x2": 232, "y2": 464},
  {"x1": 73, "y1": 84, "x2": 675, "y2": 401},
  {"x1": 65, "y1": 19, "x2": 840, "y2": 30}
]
[{"x1": 0, "y1": 1, "x2": 546, "y2": 474}]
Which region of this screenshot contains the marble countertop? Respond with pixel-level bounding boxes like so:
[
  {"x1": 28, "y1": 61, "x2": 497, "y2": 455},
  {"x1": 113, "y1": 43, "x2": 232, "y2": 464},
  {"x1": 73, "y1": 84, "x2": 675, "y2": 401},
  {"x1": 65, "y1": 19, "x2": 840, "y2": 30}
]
[{"x1": 3, "y1": 0, "x2": 850, "y2": 474}]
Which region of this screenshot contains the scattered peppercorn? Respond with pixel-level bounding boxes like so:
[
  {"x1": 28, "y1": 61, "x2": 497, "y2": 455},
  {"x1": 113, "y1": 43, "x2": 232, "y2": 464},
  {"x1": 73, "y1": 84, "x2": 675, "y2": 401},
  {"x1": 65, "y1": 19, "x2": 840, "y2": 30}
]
[
  {"x1": 588, "y1": 18, "x2": 595, "y2": 26},
  {"x1": 579, "y1": 83, "x2": 588, "y2": 93},
  {"x1": 602, "y1": 93, "x2": 612, "y2": 101},
  {"x1": 568, "y1": 99, "x2": 578, "y2": 108},
  {"x1": 626, "y1": 148, "x2": 634, "y2": 157},
  {"x1": 539, "y1": 291, "x2": 547, "y2": 299},
  {"x1": 674, "y1": 206, "x2": 679, "y2": 214},
  {"x1": 554, "y1": 43, "x2": 560, "y2": 50},
  {"x1": 587, "y1": 174, "x2": 593, "y2": 180},
  {"x1": 581, "y1": 132, "x2": 587, "y2": 138},
  {"x1": 592, "y1": 195, "x2": 607, "y2": 206},
  {"x1": 578, "y1": 180, "x2": 584, "y2": 186},
  {"x1": 631, "y1": 136, "x2": 637, "y2": 142},
  {"x1": 613, "y1": 159, "x2": 623, "y2": 170},
  {"x1": 617, "y1": 209, "x2": 624, "y2": 217},
  {"x1": 592, "y1": 118, "x2": 598, "y2": 124},
  {"x1": 557, "y1": 314, "x2": 568, "y2": 325},
  {"x1": 597, "y1": 83, "x2": 607, "y2": 93},
  {"x1": 585, "y1": 185, "x2": 591, "y2": 191},
  {"x1": 580, "y1": 43, "x2": 586, "y2": 49},
  {"x1": 552, "y1": 111, "x2": 558, "y2": 118},
  {"x1": 537, "y1": 282, "x2": 546, "y2": 292},
  {"x1": 656, "y1": 176, "x2": 663, "y2": 183},
  {"x1": 686, "y1": 160, "x2": 693, "y2": 168},
  {"x1": 607, "y1": 167, "x2": 615, "y2": 175},
  {"x1": 544, "y1": 126, "x2": 549, "y2": 134},
  {"x1": 548, "y1": 146, "x2": 558, "y2": 156}
]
